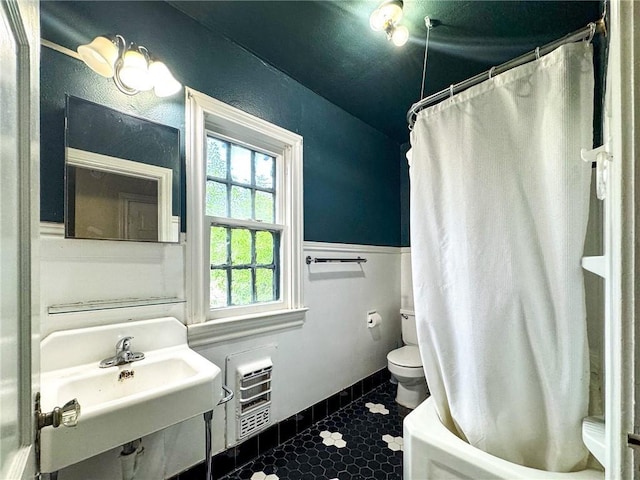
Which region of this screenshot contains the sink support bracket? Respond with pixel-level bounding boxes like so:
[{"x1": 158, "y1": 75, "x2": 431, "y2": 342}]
[
  {"x1": 204, "y1": 410, "x2": 213, "y2": 480},
  {"x1": 203, "y1": 385, "x2": 234, "y2": 479}
]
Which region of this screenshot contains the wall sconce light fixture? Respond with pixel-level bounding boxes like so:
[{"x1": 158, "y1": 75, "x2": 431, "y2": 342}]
[
  {"x1": 370, "y1": 0, "x2": 409, "y2": 47},
  {"x1": 77, "y1": 35, "x2": 181, "y2": 97}
]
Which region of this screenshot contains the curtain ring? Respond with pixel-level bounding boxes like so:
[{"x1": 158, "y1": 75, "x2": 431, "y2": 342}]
[
  {"x1": 587, "y1": 22, "x2": 596, "y2": 43},
  {"x1": 535, "y1": 47, "x2": 540, "y2": 60},
  {"x1": 489, "y1": 66, "x2": 496, "y2": 79},
  {"x1": 449, "y1": 84, "x2": 454, "y2": 98}
]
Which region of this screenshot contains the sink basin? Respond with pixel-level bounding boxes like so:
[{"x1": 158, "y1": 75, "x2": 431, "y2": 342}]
[
  {"x1": 54, "y1": 352, "x2": 203, "y2": 408},
  {"x1": 39, "y1": 317, "x2": 222, "y2": 473}
]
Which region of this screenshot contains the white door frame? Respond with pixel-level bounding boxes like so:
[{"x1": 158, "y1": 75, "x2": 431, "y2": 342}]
[
  {"x1": 118, "y1": 192, "x2": 158, "y2": 240},
  {"x1": 0, "y1": 0, "x2": 40, "y2": 479},
  {"x1": 607, "y1": 0, "x2": 637, "y2": 477}
]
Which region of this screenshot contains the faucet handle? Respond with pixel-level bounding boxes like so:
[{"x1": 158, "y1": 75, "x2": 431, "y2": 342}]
[{"x1": 116, "y1": 336, "x2": 134, "y2": 352}]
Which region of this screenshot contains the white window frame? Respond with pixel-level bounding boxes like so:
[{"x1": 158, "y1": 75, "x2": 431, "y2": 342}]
[{"x1": 185, "y1": 88, "x2": 306, "y2": 345}]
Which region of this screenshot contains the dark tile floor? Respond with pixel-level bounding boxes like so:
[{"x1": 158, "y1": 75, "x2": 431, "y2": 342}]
[{"x1": 219, "y1": 381, "x2": 410, "y2": 480}]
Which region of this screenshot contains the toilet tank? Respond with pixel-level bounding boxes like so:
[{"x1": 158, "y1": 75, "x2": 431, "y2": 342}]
[{"x1": 400, "y1": 309, "x2": 418, "y2": 345}]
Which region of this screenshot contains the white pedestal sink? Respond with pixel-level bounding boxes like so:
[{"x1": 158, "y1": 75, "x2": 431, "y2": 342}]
[{"x1": 39, "y1": 317, "x2": 222, "y2": 474}]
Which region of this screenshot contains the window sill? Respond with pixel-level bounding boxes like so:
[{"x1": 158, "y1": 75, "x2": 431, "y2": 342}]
[{"x1": 187, "y1": 307, "x2": 308, "y2": 347}]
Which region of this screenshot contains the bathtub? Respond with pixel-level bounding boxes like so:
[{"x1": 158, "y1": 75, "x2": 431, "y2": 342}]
[{"x1": 404, "y1": 397, "x2": 604, "y2": 479}]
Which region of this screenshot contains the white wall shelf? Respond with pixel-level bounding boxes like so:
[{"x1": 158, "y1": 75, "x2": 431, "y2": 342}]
[
  {"x1": 48, "y1": 297, "x2": 185, "y2": 315},
  {"x1": 582, "y1": 416, "x2": 606, "y2": 469},
  {"x1": 581, "y1": 256, "x2": 606, "y2": 278}
]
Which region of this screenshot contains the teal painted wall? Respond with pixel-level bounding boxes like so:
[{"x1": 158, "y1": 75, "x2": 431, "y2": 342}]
[{"x1": 40, "y1": 1, "x2": 402, "y2": 246}]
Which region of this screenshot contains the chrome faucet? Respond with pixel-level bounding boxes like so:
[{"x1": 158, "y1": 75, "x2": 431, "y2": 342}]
[{"x1": 99, "y1": 336, "x2": 145, "y2": 368}]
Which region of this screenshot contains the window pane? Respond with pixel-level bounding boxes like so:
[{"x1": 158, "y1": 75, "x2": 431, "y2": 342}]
[
  {"x1": 256, "y1": 268, "x2": 275, "y2": 302},
  {"x1": 205, "y1": 135, "x2": 285, "y2": 312},
  {"x1": 231, "y1": 228, "x2": 252, "y2": 265},
  {"x1": 206, "y1": 181, "x2": 228, "y2": 217},
  {"x1": 255, "y1": 191, "x2": 274, "y2": 223},
  {"x1": 210, "y1": 226, "x2": 228, "y2": 265},
  {"x1": 255, "y1": 153, "x2": 274, "y2": 189},
  {"x1": 210, "y1": 269, "x2": 228, "y2": 308},
  {"x1": 230, "y1": 145, "x2": 251, "y2": 184},
  {"x1": 255, "y1": 231, "x2": 274, "y2": 264},
  {"x1": 207, "y1": 137, "x2": 228, "y2": 179},
  {"x1": 230, "y1": 186, "x2": 252, "y2": 219},
  {"x1": 231, "y1": 269, "x2": 252, "y2": 305}
]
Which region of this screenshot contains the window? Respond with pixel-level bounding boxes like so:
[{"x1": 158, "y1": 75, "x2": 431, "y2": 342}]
[
  {"x1": 186, "y1": 89, "x2": 305, "y2": 343},
  {"x1": 206, "y1": 136, "x2": 280, "y2": 309}
]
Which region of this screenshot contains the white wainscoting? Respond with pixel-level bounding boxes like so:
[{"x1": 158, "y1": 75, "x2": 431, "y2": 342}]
[
  {"x1": 40, "y1": 227, "x2": 186, "y2": 338},
  {"x1": 44, "y1": 238, "x2": 402, "y2": 479},
  {"x1": 194, "y1": 241, "x2": 402, "y2": 460}
]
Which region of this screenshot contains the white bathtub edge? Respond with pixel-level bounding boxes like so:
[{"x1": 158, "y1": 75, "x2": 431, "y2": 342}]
[{"x1": 403, "y1": 397, "x2": 605, "y2": 480}]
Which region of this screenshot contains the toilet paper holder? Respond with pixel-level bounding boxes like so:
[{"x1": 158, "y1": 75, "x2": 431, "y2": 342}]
[{"x1": 367, "y1": 310, "x2": 382, "y2": 328}]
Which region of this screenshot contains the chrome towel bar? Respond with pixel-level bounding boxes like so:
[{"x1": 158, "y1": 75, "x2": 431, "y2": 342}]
[{"x1": 305, "y1": 256, "x2": 367, "y2": 265}]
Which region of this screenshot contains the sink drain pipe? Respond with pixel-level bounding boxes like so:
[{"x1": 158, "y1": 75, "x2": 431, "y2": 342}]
[
  {"x1": 120, "y1": 439, "x2": 142, "y2": 480},
  {"x1": 205, "y1": 385, "x2": 234, "y2": 479}
]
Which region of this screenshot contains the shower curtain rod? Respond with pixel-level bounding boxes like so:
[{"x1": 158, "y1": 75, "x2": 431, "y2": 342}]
[{"x1": 406, "y1": 18, "x2": 606, "y2": 129}]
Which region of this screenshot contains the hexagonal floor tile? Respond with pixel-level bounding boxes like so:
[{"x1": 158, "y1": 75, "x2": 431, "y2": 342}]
[
  {"x1": 365, "y1": 402, "x2": 390, "y2": 415},
  {"x1": 250, "y1": 472, "x2": 279, "y2": 480},
  {"x1": 213, "y1": 381, "x2": 409, "y2": 480},
  {"x1": 382, "y1": 434, "x2": 404, "y2": 452}
]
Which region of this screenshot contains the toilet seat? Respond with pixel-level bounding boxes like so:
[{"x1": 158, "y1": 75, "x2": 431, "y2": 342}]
[{"x1": 387, "y1": 345, "x2": 422, "y2": 368}]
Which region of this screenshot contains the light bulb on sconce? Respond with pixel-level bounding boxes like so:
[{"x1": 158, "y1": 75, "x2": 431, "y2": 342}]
[
  {"x1": 117, "y1": 45, "x2": 153, "y2": 92},
  {"x1": 148, "y1": 60, "x2": 182, "y2": 97},
  {"x1": 76, "y1": 35, "x2": 181, "y2": 97},
  {"x1": 77, "y1": 36, "x2": 119, "y2": 77},
  {"x1": 369, "y1": 0, "x2": 410, "y2": 47}
]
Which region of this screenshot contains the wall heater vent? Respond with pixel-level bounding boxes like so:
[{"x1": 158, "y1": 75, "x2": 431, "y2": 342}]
[
  {"x1": 225, "y1": 345, "x2": 277, "y2": 448},
  {"x1": 236, "y1": 359, "x2": 273, "y2": 440}
]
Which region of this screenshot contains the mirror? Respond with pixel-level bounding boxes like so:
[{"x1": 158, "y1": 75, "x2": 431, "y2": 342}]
[{"x1": 65, "y1": 96, "x2": 181, "y2": 242}]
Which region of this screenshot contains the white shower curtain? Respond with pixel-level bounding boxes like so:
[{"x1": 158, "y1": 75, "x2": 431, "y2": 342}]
[{"x1": 409, "y1": 42, "x2": 593, "y2": 472}]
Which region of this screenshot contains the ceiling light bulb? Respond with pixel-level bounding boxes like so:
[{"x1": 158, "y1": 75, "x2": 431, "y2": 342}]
[
  {"x1": 77, "y1": 36, "x2": 119, "y2": 78},
  {"x1": 369, "y1": 9, "x2": 386, "y2": 31},
  {"x1": 391, "y1": 25, "x2": 409, "y2": 46},
  {"x1": 379, "y1": 0, "x2": 403, "y2": 24},
  {"x1": 149, "y1": 61, "x2": 182, "y2": 97},
  {"x1": 118, "y1": 48, "x2": 153, "y2": 91}
]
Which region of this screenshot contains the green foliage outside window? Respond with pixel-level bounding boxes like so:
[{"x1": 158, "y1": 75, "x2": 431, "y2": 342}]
[
  {"x1": 206, "y1": 135, "x2": 279, "y2": 310},
  {"x1": 206, "y1": 138, "x2": 227, "y2": 178},
  {"x1": 209, "y1": 226, "x2": 278, "y2": 308}
]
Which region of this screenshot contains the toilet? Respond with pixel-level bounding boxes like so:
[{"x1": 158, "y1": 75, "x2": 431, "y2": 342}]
[{"x1": 387, "y1": 309, "x2": 428, "y2": 409}]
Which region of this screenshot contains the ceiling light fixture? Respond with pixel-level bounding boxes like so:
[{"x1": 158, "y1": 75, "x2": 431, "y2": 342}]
[
  {"x1": 370, "y1": 0, "x2": 409, "y2": 47},
  {"x1": 77, "y1": 35, "x2": 181, "y2": 97}
]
